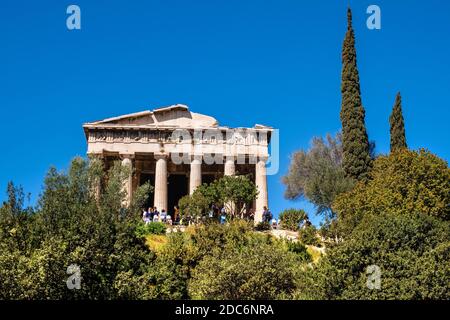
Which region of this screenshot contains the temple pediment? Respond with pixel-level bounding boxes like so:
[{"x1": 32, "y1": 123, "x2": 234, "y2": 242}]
[
  {"x1": 84, "y1": 104, "x2": 219, "y2": 129},
  {"x1": 83, "y1": 104, "x2": 274, "y2": 158}
]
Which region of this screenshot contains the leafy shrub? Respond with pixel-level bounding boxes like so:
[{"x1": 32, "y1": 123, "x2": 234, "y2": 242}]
[
  {"x1": 297, "y1": 213, "x2": 450, "y2": 300},
  {"x1": 333, "y1": 149, "x2": 450, "y2": 236},
  {"x1": 148, "y1": 220, "x2": 264, "y2": 300},
  {"x1": 135, "y1": 222, "x2": 167, "y2": 237},
  {"x1": 255, "y1": 221, "x2": 271, "y2": 231},
  {"x1": 188, "y1": 242, "x2": 300, "y2": 300},
  {"x1": 147, "y1": 232, "x2": 192, "y2": 299},
  {"x1": 190, "y1": 219, "x2": 256, "y2": 257},
  {"x1": 286, "y1": 240, "x2": 312, "y2": 262},
  {"x1": 298, "y1": 225, "x2": 319, "y2": 246},
  {"x1": 279, "y1": 209, "x2": 307, "y2": 231}
]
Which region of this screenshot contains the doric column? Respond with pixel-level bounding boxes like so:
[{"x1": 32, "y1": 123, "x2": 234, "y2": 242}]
[
  {"x1": 224, "y1": 156, "x2": 236, "y2": 215},
  {"x1": 121, "y1": 155, "x2": 133, "y2": 207},
  {"x1": 224, "y1": 156, "x2": 235, "y2": 176},
  {"x1": 255, "y1": 157, "x2": 268, "y2": 223},
  {"x1": 189, "y1": 155, "x2": 202, "y2": 195},
  {"x1": 154, "y1": 154, "x2": 168, "y2": 212}
]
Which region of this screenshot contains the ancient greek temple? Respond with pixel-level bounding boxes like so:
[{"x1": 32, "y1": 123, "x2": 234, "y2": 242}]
[{"x1": 83, "y1": 104, "x2": 273, "y2": 222}]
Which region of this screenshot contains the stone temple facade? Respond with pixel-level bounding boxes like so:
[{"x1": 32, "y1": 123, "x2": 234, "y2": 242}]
[{"x1": 83, "y1": 104, "x2": 273, "y2": 222}]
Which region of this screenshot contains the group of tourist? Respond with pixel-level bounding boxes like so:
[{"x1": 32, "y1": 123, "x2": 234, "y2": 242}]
[
  {"x1": 177, "y1": 204, "x2": 228, "y2": 226},
  {"x1": 142, "y1": 206, "x2": 180, "y2": 225},
  {"x1": 263, "y1": 206, "x2": 284, "y2": 229},
  {"x1": 142, "y1": 204, "x2": 290, "y2": 229}
]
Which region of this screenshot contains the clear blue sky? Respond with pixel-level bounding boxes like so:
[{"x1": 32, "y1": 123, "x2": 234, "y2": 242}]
[{"x1": 1, "y1": 1, "x2": 449, "y2": 226}]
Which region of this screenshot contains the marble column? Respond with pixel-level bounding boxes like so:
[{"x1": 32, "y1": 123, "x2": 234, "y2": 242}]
[
  {"x1": 224, "y1": 157, "x2": 235, "y2": 176},
  {"x1": 189, "y1": 155, "x2": 202, "y2": 195},
  {"x1": 255, "y1": 157, "x2": 268, "y2": 223},
  {"x1": 121, "y1": 155, "x2": 133, "y2": 207},
  {"x1": 154, "y1": 154, "x2": 168, "y2": 212},
  {"x1": 224, "y1": 156, "x2": 236, "y2": 215}
]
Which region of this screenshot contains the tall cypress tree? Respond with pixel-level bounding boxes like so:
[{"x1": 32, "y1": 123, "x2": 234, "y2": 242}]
[
  {"x1": 340, "y1": 8, "x2": 371, "y2": 181},
  {"x1": 389, "y1": 92, "x2": 407, "y2": 152}
]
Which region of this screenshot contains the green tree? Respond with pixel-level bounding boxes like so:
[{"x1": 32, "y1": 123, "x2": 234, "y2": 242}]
[
  {"x1": 147, "y1": 220, "x2": 261, "y2": 299},
  {"x1": 0, "y1": 237, "x2": 70, "y2": 299},
  {"x1": 389, "y1": 92, "x2": 407, "y2": 152},
  {"x1": 0, "y1": 157, "x2": 154, "y2": 299},
  {"x1": 188, "y1": 242, "x2": 299, "y2": 300},
  {"x1": 214, "y1": 175, "x2": 258, "y2": 218},
  {"x1": 297, "y1": 213, "x2": 450, "y2": 300},
  {"x1": 0, "y1": 182, "x2": 35, "y2": 252},
  {"x1": 279, "y1": 208, "x2": 307, "y2": 231},
  {"x1": 333, "y1": 149, "x2": 450, "y2": 236},
  {"x1": 340, "y1": 8, "x2": 372, "y2": 181},
  {"x1": 147, "y1": 232, "x2": 193, "y2": 299},
  {"x1": 283, "y1": 133, "x2": 354, "y2": 218},
  {"x1": 179, "y1": 175, "x2": 258, "y2": 219},
  {"x1": 178, "y1": 184, "x2": 212, "y2": 219}
]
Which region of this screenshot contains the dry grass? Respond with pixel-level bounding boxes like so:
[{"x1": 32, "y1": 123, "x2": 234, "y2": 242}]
[{"x1": 145, "y1": 234, "x2": 168, "y2": 252}]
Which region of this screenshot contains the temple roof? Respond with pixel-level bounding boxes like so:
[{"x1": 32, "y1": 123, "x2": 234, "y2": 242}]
[{"x1": 83, "y1": 104, "x2": 272, "y2": 131}]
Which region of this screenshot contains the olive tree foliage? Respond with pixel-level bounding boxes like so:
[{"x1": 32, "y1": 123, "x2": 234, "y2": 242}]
[
  {"x1": 216, "y1": 175, "x2": 258, "y2": 216},
  {"x1": 296, "y1": 213, "x2": 450, "y2": 300},
  {"x1": 179, "y1": 175, "x2": 258, "y2": 219},
  {"x1": 178, "y1": 184, "x2": 212, "y2": 219},
  {"x1": 283, "y1": 133, "x2": 355, "y2": 219},
  {"x1": 0, "y1": 157, "x2": 154, "y2": 299}
]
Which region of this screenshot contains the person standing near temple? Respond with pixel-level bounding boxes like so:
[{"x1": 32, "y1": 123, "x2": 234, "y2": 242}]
[
  {"x1": 153, "y1": 211, "x2": 160, "y2": 222},
  {"x1": 160, "y1": 209, "x2": 167, "y2": 223},
  {"x1": 247, "y1": 208, "x2": 255, "y2": 221},
  {"x1": 142, "y1": 208, "x2": 150, "y2": 224},
  {"x1": 153, "y1": 207, "x2": 159, "y2": 219},
  {"x1": 262, "y1": 206, "x2": 272, "y2": 223},
  {"x1": 148, "y1": 207, "x2": 154, "y2": 221},
  {"x1": 173, "y1": 205, "x2": 180, "y2": 224}
]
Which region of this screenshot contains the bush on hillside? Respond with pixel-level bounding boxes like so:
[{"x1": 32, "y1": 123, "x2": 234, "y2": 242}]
[
  {"x1": 296, "y1": 213, "x2": 450, "y2": 300},
  {"x1": 279, "y1": 209, "x2": 307, "y2": 231},
  {"x1": 285, "y1": 240, "x2": 312, "y2": 263},
  {"x1": 135, "y1": 222, "x2": 167, "y2": 237},
  {"x1": 333, "y1": 149, "x2": 450, "y2": 236},
  {"x1": 255, "y1": 221, "x2": 271, "y2": 231},
  {"x1": 188, "y1": 242, "x2": 300, "y2": 300},
  {"x1": 298, "y1": 225, "x2": 320, "y2": 246}
]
